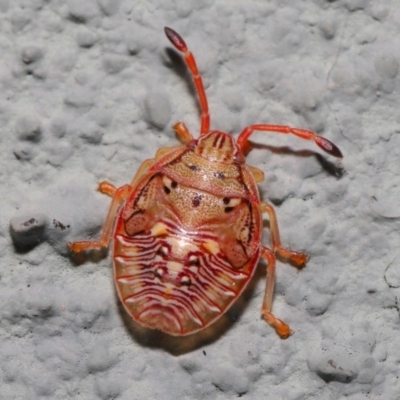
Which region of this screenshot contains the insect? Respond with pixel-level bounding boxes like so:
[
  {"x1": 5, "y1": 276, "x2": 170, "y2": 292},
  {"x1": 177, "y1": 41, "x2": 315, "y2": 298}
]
[{"x1": 69, "y1": 27, "x2": 342, "y2": 339}]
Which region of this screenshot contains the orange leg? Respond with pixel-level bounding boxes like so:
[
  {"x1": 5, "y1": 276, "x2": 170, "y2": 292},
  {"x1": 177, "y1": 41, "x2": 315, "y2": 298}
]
[
  {"x1": 237, "y1": 124, "x2": 343, "y2": 158},
  {"x1": 261, "y1": 246, "x2": 293, "y2": 339},
  {"x1": 165, "y1": 27, "x2": 210, "y2": 135},
  {"x1": 261, "y1": 202, "x2": 309, "y2": 267},
  {"x1": 98, "y1": 181, "x2": 118, "y2": 197},
  {"x1": 173, "y1": 122, "x2": 194, "y2": 143},
  {"x1": 260, "y1": 202, "x2": 308, "y2": 338},
  {"x1": 68, "y1": 182, "x2": 131, "y2": 253}
]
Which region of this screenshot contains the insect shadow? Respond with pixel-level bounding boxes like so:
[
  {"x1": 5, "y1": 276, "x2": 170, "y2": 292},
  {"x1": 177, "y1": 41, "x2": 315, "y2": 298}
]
[
  {"x1": 248, "y1": 142, "x2": 345, "y2": 178},
  {"x1": 11, "y1": 241, "x2": 41, "y2": 254},
  {"x1": 115, "y1": 265, "x2": 264, "y2": 356},
  {"x1": 164, "y1": 47, "x2": 198, "y2": 108}
]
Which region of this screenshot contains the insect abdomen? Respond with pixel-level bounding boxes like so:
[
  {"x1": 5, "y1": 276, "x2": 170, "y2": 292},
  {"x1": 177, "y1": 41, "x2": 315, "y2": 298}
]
[{"x1": 113, "y1": 217, "x2": 259, "y2": 335}]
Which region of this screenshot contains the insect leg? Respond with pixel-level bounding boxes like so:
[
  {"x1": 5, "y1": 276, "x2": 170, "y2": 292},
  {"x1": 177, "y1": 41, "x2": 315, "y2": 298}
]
[
  {"x1": 68, "y1": 184, "x2": 131, "y2": 253},
  {"x1": 98, "y1": 181, "x2": 117, "y2": 197},
  {"x1": 173, "y1": 122, "x2": 194, "y2": 143},
  {"x1": 261, "y1": 202, "x2": 309, "y2": 267},
  {"x1": 260, "y1": 246, "x2": 292, "y2": 339},
  {"x1": 237, "y1": 124, "x2": 342, "y2": 158},
  {"x1": 164, "y1": 27, "x2": 210, "y2": 135}
]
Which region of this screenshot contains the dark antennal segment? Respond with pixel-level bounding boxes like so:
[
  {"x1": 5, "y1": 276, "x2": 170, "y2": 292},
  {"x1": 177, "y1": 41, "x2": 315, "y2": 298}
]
[
  {"x1": 315, "y1": 136, "x2": 343, "y2": 158},
  {"x1": 164, "y1": 26, "x2": 211, "y2": 135},
  {"x1": 164, "y1": 27, "x2": 187, "y2": 52}
]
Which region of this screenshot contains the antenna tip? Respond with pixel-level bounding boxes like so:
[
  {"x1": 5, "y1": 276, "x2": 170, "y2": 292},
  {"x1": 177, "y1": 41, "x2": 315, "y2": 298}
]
[
  {"x1": 315, "y1": 136, "x2": 343, "y2": 158},
  {"x1": 164, "y1": 27, "x2": 187, "y2": 52}
]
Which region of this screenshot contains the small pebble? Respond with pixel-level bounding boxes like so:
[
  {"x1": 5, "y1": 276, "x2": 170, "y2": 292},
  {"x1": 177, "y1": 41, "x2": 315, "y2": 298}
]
[{"x1": 10, "y1": 213, "x2": 47, "y2": 247}]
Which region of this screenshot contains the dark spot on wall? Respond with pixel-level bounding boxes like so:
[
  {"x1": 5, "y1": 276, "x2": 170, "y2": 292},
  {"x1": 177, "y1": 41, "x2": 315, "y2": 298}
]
[
  {"x1": 53, "y1": 219, "x2": 70, "y2": 230},
  {"x1": 215, "y1": 172, "x2": 225, "y2": 179},
  {"x1": 171, "y1": 181, "x2": 178, "y2": 189},
  {"x1": 222, "y1": 197, "x2": 230, "y2": 205},
  {"x1": 224, "y1": 207, "x2": 234, "y2": 213},
  {"x1": 164, "y1": 186, "x2": 171, "y2": 194}
]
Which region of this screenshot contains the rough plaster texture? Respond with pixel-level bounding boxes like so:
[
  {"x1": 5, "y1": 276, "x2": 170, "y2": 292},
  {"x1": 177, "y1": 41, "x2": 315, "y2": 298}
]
[{"x1": 2, "y1": 0, "x2": 400, "y2": 399}]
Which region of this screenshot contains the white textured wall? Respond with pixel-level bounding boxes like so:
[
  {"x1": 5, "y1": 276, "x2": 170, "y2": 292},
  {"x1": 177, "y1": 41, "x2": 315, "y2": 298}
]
[{"x1": 2, "y1": 1, "x2": 399, "y2": 399}]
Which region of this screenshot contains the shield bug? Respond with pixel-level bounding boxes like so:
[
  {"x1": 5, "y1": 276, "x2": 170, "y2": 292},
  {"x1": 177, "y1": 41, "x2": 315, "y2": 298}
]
[{"x1": 69, "y1": 27, "x2": 342, "y2": 338}]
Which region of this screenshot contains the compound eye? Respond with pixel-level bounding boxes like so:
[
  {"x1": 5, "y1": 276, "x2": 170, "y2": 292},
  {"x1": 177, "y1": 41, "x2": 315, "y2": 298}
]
[
  {"x1": 187, "y1": 139, "x2": 198, "y2": 149},
  {"x1": 233, "y1": 151, "x2": 246, "y2": 164}
]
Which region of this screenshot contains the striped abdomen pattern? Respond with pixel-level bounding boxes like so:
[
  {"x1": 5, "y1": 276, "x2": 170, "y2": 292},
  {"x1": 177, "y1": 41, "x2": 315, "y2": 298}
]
[{"x1": 113, "y1": 218, "x2": 258, "y2": 336}]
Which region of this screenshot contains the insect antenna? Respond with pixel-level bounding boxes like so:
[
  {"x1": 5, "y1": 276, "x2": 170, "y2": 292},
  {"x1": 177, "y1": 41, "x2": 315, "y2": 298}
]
[{"x1": 164, "y1": 27, "x2": 210, "y2": 135}]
